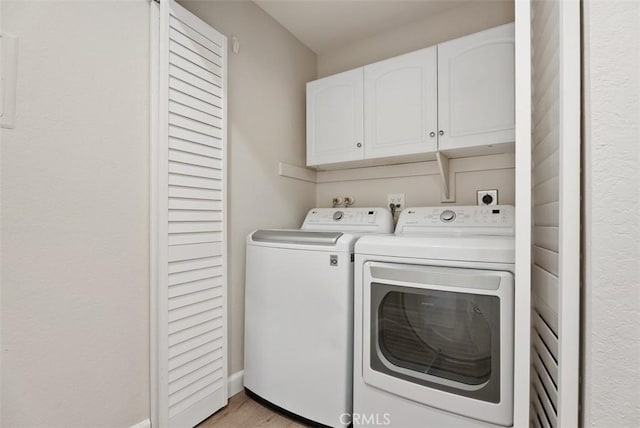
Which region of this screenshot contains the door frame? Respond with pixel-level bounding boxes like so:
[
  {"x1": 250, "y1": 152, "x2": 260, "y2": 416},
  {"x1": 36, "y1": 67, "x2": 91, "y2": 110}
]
[{"x1": 514, "y1": 0, "x2": 532, "y2": 426}]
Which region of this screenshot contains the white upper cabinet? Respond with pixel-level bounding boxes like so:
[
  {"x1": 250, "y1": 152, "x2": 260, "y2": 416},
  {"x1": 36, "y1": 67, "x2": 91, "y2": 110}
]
[
  {"x1": 364, "y1": 47, "x2": 438, "y2": 160},
  {"x1": 437, "y1": 23, "x2": 515, "y2": 153},
  {"x1": 305, "y1": 23, "x2": 515, "y2": 168},
  {"x1": 306, "y1": 68, "x2": 364, "y2": 166}
]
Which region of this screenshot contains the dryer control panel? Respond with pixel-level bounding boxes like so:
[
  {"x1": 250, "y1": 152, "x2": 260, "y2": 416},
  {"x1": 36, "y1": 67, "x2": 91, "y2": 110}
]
[
  {"x1": 396, "y1": 205, "x2": 515, "y2": 236},
  {"x1": 301, "y1": 207, "x2": 394, "y2": 233}
]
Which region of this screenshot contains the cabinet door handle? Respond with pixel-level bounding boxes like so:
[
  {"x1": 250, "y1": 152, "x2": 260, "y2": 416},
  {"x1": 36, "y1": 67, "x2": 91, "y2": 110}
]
[
  {"x1": 356, "y1": 142, "x2": 362, "y2": 148},
  {"x1": 429, "y1": 132, "x2": 436, "y2": 138},
  {"x1": 439, "y1": 130, "x2": 445, "y2": 136}
]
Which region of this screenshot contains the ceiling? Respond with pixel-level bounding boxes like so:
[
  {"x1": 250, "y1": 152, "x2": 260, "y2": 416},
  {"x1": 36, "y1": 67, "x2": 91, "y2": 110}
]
[{"x1": 253, "y1": 0, "x2": 477, "y2": 54}]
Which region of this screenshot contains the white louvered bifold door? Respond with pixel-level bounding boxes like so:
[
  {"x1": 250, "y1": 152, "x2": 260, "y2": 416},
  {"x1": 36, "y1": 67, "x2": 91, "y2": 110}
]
[
  {"x1": 530, "y1": 0, "x2": 580, "y2": 427},
  {"x1": 152, "y1": 1, "x2": 227, "y2": 426}
]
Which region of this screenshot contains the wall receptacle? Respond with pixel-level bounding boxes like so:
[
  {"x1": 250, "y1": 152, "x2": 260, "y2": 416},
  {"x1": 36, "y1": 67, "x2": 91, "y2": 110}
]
[
  {"x1": 477, "y1": 190, "x2": 498, "y2": 206},
  {"x1": 387, "y1": 193, "x2": 405, "y2": 211}
]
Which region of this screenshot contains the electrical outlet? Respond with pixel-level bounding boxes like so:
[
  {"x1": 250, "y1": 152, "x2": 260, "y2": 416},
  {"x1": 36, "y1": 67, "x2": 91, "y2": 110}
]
[
  {"x1": 477, "y1": 189, "x2": 498, "y2": 206},
  {"x1": 387, "y1": 193, "x2": 405, "y2": 211}
]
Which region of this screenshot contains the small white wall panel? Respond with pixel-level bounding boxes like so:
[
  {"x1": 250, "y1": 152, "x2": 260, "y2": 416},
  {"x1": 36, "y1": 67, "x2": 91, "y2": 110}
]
[
  {"x1": 306, "y1": 69, "x2": 364, "y2": 166},
  {"x1": 530, "y1": 0, "x2": 580, "y2": 426},
  {"x1": 153, "y1": 1, "x2": 228, "y2": 426},
  {"x1": 363, "y1": 47, "x2": 437, "y2": 159}
]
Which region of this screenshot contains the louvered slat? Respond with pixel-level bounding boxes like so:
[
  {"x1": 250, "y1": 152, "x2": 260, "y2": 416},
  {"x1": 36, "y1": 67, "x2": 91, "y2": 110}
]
[
  {"x1": 169, "y1": 160, "x2": 221, "y2": 178},
  {"x1": 533, "y1": 226, "x2": 559, "y2": 252},
  {"x1": 533, "y1": 246, "x2": 559, "y2": 276},
  {"x1": 169, "y1": 256, "x2": 222, "y2": 274},
  {"x1": 534, "y1": 362, "x2": 559, "y2": 409},
  {"x1": 169, "y1": 101, "x2": 223, "y2": 128},
  {"x1": 170, "y1": 63, "x2": 222, "y2": 98},
  {"x1": 169, "y1": 78, "x2": 221, "y2": 109},
  {"x1": 170, "y1": 114, "x2": 222, "y2": 139},
  {"x1": 168, "y1": 307, "x2": 222, "y2": 336},
  {"x1": 168, "y1": 337, "x2": 223, "y2": 371},
  {"x1": 168, "y1": 376, "x2": 224, "y2": 417},
  {"x1": 169, "y1": 41, "x2": 222, "y2": 77},
  {"x1": 533, "y1": 150, "x2": 559, "y2": 184},
  {"x1": 170, "y1": 89, "x2": 223, "y2": 118},
  {"x1": 169, "y1": 361, "x2": 223, "y2": 398},
  {"x1": 170, "y1": 124, "x2": 221, "y2": 148},
  {"x1": 168, "y1": 185, "x2": 222, "y2": 201},
  {"x1": 168, "y1": 349, "x2": 222, "y2": 383},
  {"x1": 168, "y1": 326, "x2": 223, "y2": 358},
  {"x1": 533, "y1": 176, "x2": 559, "y2": 206},
  {"x1": 169, "y1": 221, "x2": 222, "y2": 233},
  {"x1": 533, "y1": 202, "x2": 559, "y2": 226},
  {"x1": 169, "y1": 174, "x2": 221, "y2": 191},
  {"x1": 169, "y1": 27, "x2": 222, "y2": 66},
  {"x1": 168, "y1": 198, "x2": 222, "y2": 211},
  {"x1": 533, "y1": 311, "x2": 559, "y2": 356},
  {"x1": 168, "y1": 312, "x2": 223, "y2": 344},
  {"x1": 533, "y1": 378, "x2": 557, "y2": 427},
  {"x1": 169, "y1": 296, "x2": 223, "y2": 324},
  {"x1": 168, "y1": 267, "x2": 223, "y2": 287},
  {"x1": 532, "y1": 265, "x2": 559, "y2": 314},
  {"x1": 168, "y1": 209, "x2": 222, "y2": 222},
  {"x1": 169, "y1": 16, "x2": 223, "y2": 57}
]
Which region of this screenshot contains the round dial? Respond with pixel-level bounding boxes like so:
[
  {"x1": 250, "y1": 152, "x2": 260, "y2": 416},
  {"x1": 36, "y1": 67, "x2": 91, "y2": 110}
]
[
  {"x1": 333, "y1": 211, "x2": 344, "y2": 221},
  {"x1": 440, "y1": 209, "x2": 456, "y2": 223}
]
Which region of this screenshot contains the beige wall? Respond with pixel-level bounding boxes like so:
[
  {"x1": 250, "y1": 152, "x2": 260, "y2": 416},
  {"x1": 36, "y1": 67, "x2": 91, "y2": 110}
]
[
  {"x1": 317, "y1": 1, "x2": 514, "y2": 78},
  {"x1": 582, "y1": 0, "x2": 640, "y2": 426},
  {"x1": 1, "y1": 1, "x2": 150, "y2": 427},
  {"x1": 178, "y1": 1, "x2": 317, "y2": 376},
  {"x1": 316, "y1": 167, "x2": 515, "y2": 209},
  {"x1": 315, "y1": 1, "x2": 515, "y2": 208}
]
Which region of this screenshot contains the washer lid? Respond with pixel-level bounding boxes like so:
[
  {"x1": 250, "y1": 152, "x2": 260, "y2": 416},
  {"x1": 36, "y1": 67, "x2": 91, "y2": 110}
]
[
  {"x1": 355, "y1": 234, "x2": 515, "y2": 264},
  {"x1": 251, "y1": 230, "x2": 343, "y2": 246},
  {"x1": 247, "y1": 229, "x2": 360, "y2": 252}
]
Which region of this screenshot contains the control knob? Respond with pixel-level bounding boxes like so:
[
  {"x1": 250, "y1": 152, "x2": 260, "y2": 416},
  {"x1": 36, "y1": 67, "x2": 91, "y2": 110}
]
[
  {"x1": 333, "y1": 211, "x2": 344, "y2": 221},
  {"x1": 440, "y1": 210, "x2": 456, "y2": 223}
]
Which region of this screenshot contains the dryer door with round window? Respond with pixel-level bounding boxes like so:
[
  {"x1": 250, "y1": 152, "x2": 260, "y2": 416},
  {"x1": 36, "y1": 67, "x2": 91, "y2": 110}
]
[{"x1": 362, "y1": 262, "x2": 514, "y2": 426}]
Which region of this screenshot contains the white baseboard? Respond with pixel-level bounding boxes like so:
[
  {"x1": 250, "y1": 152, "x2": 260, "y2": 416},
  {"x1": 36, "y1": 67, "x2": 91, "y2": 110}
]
[
  {"x1": 228, "y1": 370, "x2": 244, "y2": 397},
  {"x1": 130, "y1": 419, "x2": 151, "y2": 428}
]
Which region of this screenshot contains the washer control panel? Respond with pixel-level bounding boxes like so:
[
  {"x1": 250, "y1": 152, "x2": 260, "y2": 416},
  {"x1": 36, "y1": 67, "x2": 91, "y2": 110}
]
[
  {"x1": 396, "y1": 205, "x2": 515, "y2": 235},
  {"x1": 302, "y1": 207, "x2": 394, "y2": 233}
]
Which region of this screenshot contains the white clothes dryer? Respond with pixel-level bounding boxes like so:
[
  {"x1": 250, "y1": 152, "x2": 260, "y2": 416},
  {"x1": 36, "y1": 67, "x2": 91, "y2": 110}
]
[
  {"x1": 244, "y1": 207, "x2": 393, "y2": 427},
  {"x1": 353, "y1": 206, "x2": 516, "y2": 427}
]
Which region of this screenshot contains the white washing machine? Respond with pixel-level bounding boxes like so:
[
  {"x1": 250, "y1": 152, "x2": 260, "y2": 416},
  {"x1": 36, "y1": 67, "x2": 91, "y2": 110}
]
[
  {"x1": 353, "y1": 206, "x2": 515, "y2": 427},
  {"x1": 244, "y1": 207, "x2": 393, "y2": 427}
]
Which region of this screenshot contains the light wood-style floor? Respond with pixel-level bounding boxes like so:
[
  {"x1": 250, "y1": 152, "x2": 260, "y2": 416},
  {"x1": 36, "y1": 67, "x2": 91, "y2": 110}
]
[{"x1": 197, "y1": 391, "x2": 309, "y2": 428}]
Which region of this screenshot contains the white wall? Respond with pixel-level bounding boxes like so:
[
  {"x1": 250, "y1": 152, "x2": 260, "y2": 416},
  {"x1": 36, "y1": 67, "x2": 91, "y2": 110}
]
[
  {"x1": 315, "y1": 1, "x2": 515, "y2": 209},
  {"x1": 318, "y1": 1, "x2": 514, "y2": 78},
  {"x1": 1, "y1": 1, "x2": 150, "y2": 427},
  {"x1": 178, "y1": 0, "x2": 317, "y2": 378},
  {"x1": 582, "y1": 1, "x2": 640, "y2": 426}
]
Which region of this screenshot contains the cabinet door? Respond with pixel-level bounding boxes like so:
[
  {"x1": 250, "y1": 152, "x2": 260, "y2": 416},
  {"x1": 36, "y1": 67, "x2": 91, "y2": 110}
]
[
  {"x1": 306, "y1": 69, "x2": 364, "y2": 166},
  {"x1": 364, "y1": 47, "x2": 438, "y2": 160},
  {"x1": 438, "y1": 23, "x2": 515, "y2": 152}
]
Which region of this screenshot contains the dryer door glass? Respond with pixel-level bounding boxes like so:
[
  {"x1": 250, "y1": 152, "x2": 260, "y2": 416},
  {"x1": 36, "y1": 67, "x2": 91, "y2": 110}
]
[{"x1": 370, "y1": 284, "x2": 501, "y2": 403}]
